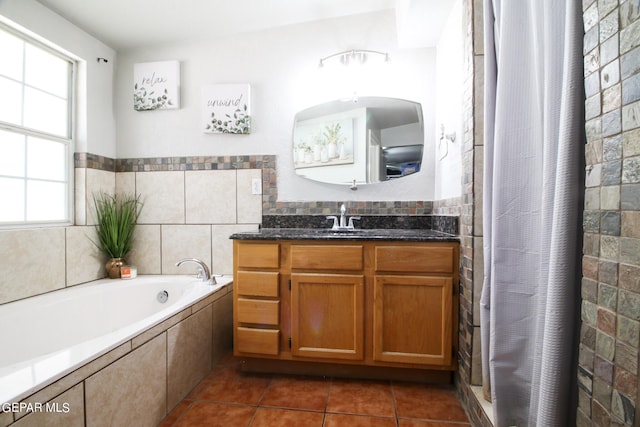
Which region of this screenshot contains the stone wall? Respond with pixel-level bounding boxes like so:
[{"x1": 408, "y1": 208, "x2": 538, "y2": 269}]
[
  {"x1": 578, "y1": 0, "x2": 640, "y2": 425},
  {"x1": 454, "y1": 1, "x2": 640, "y2": 426},
  {"x1": 448, "y1": 0, "x2": 493, "y2": 425}
]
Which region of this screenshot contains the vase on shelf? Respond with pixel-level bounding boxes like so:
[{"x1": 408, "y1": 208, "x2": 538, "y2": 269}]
[
  {"x1": 328, "y1": 141, "x2": 338, "y2": 158},
  {"x1": 321, "y1": 147, "x2": 329, "y2": 162},
  {"x1": 339, "y1": 143, "x2": 347, "y2": 160}
]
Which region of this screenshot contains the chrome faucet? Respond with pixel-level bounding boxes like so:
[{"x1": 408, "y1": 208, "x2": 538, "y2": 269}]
[
  {"x1": 327, "y1": 203, "x2": 360, "y2": 230},
  {"x1": 340, "y1": 203, "x2": 347, "y2": 228},
  {"x1": 175, "y1": 258, "x2": 216, "y2": 285}
]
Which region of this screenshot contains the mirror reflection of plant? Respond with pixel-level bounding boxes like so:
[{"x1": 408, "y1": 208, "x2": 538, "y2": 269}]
[
  {"x1": 133, "y1": 85, "x2": 172, "y2": 111},
  {"x1": 323, "y1": 122, "x2": 342, "y2": 143},
  {"x1": 91, "y1": 192, "x2": 143, "y2": 259},
  {"x1": 206, "y1": 104, "x2": 251, "y2": 134}
]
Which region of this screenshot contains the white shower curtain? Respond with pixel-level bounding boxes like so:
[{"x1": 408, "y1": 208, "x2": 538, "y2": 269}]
[{"x1": 481, "y1": 0, "x2": 584, "y2": 426}]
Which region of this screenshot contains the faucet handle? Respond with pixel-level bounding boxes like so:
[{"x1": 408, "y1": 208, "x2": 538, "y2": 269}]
[
  {"x1": 348, "y1": 216, "x2": 361, "y2": 229},
  {"x1": 326, "y1": 215, "x2": 339, "y2": 230}
]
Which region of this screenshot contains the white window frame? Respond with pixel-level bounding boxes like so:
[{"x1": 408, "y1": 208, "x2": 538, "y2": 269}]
[{"x1": 0, "y1": 23, "x2": 75, "y2": 228}]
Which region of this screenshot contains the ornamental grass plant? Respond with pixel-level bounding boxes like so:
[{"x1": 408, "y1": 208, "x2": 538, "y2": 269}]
[{"x1": 92, "y1": 192, "x2": 143, "y2": 259}]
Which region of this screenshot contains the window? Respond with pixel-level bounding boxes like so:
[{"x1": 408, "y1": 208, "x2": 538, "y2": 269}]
[{"x1": 0, "y1": 24, "x2": 74, "y2": 226}]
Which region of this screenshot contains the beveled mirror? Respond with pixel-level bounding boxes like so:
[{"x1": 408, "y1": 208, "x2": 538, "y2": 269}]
[{"x1": 293, "y1": 96, "x2": 424, "y2": 186}]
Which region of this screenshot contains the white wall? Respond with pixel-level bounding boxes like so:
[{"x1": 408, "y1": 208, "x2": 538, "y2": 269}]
[
  {"x1": 115, "y1": 11, "x2": 437, "y2": 201},
  {"x1": 434, "y1": 0, "x2": 463, "y2": 200},
  {"x1": 0, "y1": 0, "x2": 117, "y2": 158}
]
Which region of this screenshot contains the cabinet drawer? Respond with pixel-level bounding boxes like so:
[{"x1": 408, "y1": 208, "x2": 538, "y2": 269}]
[
  {"x1": 291, "y1": 245, "x2": 363, "y2": 270},
  {"x1": 237, "y1": 298, "x2": 279, "y2": 325},
  {"x1": 375, "y1": 245, "x2": 455, "y2": 273},
  {"x1": 237, "y1": 271, "x2": 279, "y2": 297},
  {"x1": 237, "y1": 243, "x2": 280, "y2": 268},
  {"x1": 236, "y1": 327, "x2": 279, "y2": 355}
]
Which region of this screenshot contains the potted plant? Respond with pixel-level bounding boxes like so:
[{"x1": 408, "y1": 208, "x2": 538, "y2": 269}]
[{"x1": 92, "y1": 192, "x2": 143, "y2": 279}]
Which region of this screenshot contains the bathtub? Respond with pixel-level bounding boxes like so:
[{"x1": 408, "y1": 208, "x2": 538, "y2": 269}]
[{"x1": 0, "y1": 274, "x2": 232, "y2": 406}]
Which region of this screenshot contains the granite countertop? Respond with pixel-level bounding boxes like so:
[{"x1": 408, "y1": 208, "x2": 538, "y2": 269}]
[{"x1": 229, "y1": 228, "x2": 459, "y2": 242}]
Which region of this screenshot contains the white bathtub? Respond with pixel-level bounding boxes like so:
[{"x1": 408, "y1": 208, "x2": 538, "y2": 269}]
[{"x1": 0, "y1": 275, "x2": 232, "y2": 406}]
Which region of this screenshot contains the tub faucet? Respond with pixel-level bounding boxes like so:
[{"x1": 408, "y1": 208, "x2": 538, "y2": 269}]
[{"x1": 175, "y1": 258, "x2": 216, "y2": 285}]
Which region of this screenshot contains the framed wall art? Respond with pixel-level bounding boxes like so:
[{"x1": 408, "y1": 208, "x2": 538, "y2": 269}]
[
  {"x1": 202, "y1": 84, "x2": 251, "y2": 134},
  {"x1": 133, "y1": 60, "x2": 180, "y2": 111}
]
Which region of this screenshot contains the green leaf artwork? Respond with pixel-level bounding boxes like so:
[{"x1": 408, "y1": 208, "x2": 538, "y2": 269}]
[
  {"x1": 133, "y1": 60, "x2": 180, "y2": 111},
  {"x1": 205, "y1": 107, "x2": 251, "y2": 134},
  {"x1": 202, "y1": 84, "x2": 252, "y2": 134}
]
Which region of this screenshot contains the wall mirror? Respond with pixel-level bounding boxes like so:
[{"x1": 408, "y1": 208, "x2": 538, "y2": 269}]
[{"x1": 293, "y1": 97, "x2": 424, "y2": 186}]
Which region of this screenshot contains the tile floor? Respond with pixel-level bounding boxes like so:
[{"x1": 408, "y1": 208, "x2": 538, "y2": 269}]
[{"x1": 160, "y1": 354, "x2": 471, "y2": 427}]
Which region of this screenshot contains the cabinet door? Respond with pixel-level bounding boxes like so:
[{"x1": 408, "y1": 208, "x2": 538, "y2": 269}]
[
  {"x1": 290, "y1": 273, "x2": 364, "y2": 360},
  {"x1": 373, "y1": 275, "x2": 452, "y2": 366}
]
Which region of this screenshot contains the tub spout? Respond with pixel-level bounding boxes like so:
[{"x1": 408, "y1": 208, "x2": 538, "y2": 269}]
[{"x1": 175, "y1": 258, "x2": 216, "y2": 285}]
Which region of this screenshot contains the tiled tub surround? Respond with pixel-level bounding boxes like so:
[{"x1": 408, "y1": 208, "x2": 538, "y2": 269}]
[
  {"x1": 0, "y1": 275, "x2": 231, "y2": 403},
  {"x1": 0, "y1": 276, "x2": 234, "y2": 427}
]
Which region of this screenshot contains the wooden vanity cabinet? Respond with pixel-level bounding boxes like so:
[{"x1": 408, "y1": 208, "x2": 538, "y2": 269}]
[
  {"x1": 291, "y1": 273, "x2": 364, "y2": 360},
  {"x1": 373, "y1": 245, "x2": 456, "y2": 366},
  {"x1": 233, "y1": 243, "x2": 281, "y2": 356},
  {"x1": 233, "y1": 239, "x2": 459, "y2": 372},
  {"x1": 289, "y1": 244, "x2": 365, "y2": 360}
]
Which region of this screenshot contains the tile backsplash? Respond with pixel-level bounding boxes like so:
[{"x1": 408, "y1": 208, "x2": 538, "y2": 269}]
[{"x1": 261, "y1": 214, "x2": 458, "y2": 235}]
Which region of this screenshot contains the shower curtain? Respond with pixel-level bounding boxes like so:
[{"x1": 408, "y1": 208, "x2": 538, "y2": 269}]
[{"x1": 480, "y1": 0, "x2": 584, "y2": 426}]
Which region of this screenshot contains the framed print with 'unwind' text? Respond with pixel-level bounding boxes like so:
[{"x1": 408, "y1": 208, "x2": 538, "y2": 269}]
[{"x1": 202, "y1": 84, "x2": 251, "y2": 134}]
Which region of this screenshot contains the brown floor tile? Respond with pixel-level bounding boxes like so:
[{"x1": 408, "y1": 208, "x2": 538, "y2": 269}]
[
  {"x1": 159, "y1": 400, "x2": 192, "y2": 427},
  {"x1": 250, "y1": 407, "x2": 324, "y2": 426},
  {"x1": 399, "y1": 420, "x2": 471, "y2": 427},
  {"x1": 185, "y1": 374, "x2": 216, "y2": 400},
  {"x1": 217, "y1": 352, "x2": 242, "y2": 367},
  {"x1": 167, "y1": 352, "x2": 471, "y2": 427},
  {"x1": 261, "y1": 375, "x2": 330, "y2": 411},
  {"x1": 327, "y1": 378, "x2": 395, "y2": 417},
  {"x1": 198, "y1": 365, "x2": 272, "y2": 405},
  {"x1": 393, "y1": 383, "x2": 469, "y2": 423},
  {"x1": 174, "y1": 402, "x2": 255, "y2": 427},
  {"x1": 324, "y1": 413, "x2": 397, "y2": 427}
]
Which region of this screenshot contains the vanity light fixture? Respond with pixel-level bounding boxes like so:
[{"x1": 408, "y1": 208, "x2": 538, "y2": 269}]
[{"x1": 318, "y1": 49, "x2": 389, "y2": 68}]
